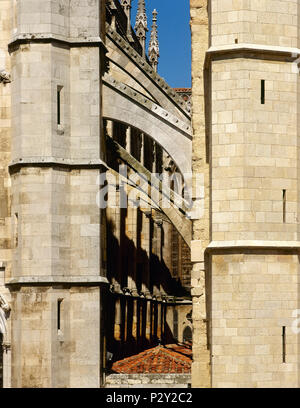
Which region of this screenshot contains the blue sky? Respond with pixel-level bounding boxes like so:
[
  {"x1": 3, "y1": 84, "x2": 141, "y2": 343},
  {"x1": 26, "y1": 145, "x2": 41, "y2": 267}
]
[{"x1": 131, "y1": 0, "x2": 191, "y2": 88}]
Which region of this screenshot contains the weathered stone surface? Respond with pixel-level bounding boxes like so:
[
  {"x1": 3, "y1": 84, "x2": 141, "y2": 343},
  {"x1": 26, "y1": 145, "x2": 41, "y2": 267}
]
[
  {"x1": 105, "y1": 373, "x2": 191, "y2": 388},
  {"x1": 1, "y1": 0, "x2": 105, "y2": 389},
  {"x1": 1, "y1": 0, "x2": 193, "y2": 389},
  {"x1": 190, "y1": 0, "x2": 300, "y2": 389},
  {"x1": 190, "y1": 0, "x2": 211, "y2": 388}
]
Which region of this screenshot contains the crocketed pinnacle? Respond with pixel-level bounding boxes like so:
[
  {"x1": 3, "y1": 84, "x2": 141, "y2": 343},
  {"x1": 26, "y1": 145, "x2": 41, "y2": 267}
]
[
  {"x1": 134, "y1": 0, "x2": 148, "y2": 57},
  {"x1": 120, "y1": 0, "x2": 133, "y2": 41},
  {"x1": 148, "y1": 9, "x2": 159, "y2": 72},
  {"x1": 136, "y1": 0, "x2": 146, "y2": 17}
]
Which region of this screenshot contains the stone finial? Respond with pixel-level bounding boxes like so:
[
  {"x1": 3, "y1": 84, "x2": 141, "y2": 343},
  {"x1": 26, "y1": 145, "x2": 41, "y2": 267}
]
[
  {"x1": 134, "y1": 0, "x2": 148, "y2": 57},
  {"x1": 120, "y1": 0, "x2": 132, "y2": 12},
  {"x1": 120, "y1": 0, "x2": 133, "y2": 41},
  {"x1": 120, "y1": 0, "x2": 131, "y2": 7},
  {"x1": 148, "y1": 9, "x2": 159, "y2": 72}
]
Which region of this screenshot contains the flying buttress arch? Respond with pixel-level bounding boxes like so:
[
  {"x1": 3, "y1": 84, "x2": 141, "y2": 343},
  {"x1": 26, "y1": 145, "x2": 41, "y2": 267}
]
[{"x1": 102, "y1": 78, "x2": 192, "y2": 178}]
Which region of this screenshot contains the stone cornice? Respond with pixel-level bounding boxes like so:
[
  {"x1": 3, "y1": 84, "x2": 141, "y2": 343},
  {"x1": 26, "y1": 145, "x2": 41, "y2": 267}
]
[
  {"x1": 207, "y1": 240, "x2": 300, "y2": 251},
  {"x1": 205, "y1": 43, "x2": 300, "y2": 67},
  {"x1": 9, "y1": 157, "x2": 108, "y2": 172},
  {"x1": 6, "y1": 276, "x2": 109, "y2": 285},
  {"x1": 8, "y1": 33, "x2": 107, "y2": 52}
]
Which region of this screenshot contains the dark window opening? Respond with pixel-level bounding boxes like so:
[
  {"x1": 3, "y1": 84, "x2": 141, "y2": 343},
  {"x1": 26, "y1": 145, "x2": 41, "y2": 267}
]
[
  {"x1": 57, "y1": 299, "x2": 63, "y2": 331},
  {"x1": 261, "y1": 80, "x2": 265, "y2": 104},
  {"x1": 283, "y1": 189, "x2": 286, "y2": 223},
  {"x1": 282, "y1": 326, "x2": 286, "y2": 363},
  {"x1": 14, "y1": 213, "x2": 18, "y2": 248},
  {"x1": 57, "y1": 86, "x2": 62, "y2": 125}
]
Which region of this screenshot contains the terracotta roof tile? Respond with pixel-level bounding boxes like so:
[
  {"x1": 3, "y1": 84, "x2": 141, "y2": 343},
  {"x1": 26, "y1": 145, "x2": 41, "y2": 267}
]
[
  {"x1": 173, "y1": 88, "x2": 192, "y2": 93},
  {"x1": 111, "y1": 344, "x2": 192, "y2": 374}
]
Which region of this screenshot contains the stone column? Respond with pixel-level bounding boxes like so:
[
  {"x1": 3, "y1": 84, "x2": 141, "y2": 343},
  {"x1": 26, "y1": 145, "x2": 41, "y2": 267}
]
[
  {"x1": 140, "y1": 133, "x2": 145, "y2": 167},
  {"x1": 106, "y1": 184, "x2": 123, "y2": 352},
  {"x1": 125, "y1": 126, "x2": 131, "y2": 154},
  {"x1": 114, "y1": 294, "x2": 122, "y2": 354},
  {"x1": 126, "y1": 205, "x2": 138, "y2": 351},
  {"x1": 152, "y1": 216, "x2": 163, "y2": 343},
  {"x1": 126, "y1": 206, "x2": 137, "y2": 293},
  {"x1": 140, "y1": 210, "x2": 152, "y2": 344},
  {"x1": 141, "y1": 210, "x2": 151, "y2": 297}
]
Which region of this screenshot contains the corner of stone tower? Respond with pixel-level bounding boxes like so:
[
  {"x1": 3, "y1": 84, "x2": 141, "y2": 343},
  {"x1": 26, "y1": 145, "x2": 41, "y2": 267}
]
[{"x1": 190, "y1": 0, "x2": 300, "y2": 388}]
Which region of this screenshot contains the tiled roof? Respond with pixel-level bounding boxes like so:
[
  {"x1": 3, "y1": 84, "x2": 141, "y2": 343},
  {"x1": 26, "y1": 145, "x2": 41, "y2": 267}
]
[
  {"x1": 111, "y1": 344, "x2": 192, "y2": 374},
  {"x1": 173, "y1": 88, "x2": 192, "y2": 93}
]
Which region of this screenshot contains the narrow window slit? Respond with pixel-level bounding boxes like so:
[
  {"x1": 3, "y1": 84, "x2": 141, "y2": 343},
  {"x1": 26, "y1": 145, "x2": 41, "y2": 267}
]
[
  {"x1": 282, "y1": 326, "x2": 286, "y2": 363},
  {"x1": 57, "y1": 299, "x2": 63, "y2": 331},
  {"x1": 57, "y1": 86, "x2": 62, "y2": 125},
  {"x1": 261, "y1": 80, "x2": 265, "y2": 104},
  {"x1": 14, "y1": 212, "x2": 18, "y2": 248},
  {"x1": 283, "y1": 189, "x2": 286, "y2": 223}
]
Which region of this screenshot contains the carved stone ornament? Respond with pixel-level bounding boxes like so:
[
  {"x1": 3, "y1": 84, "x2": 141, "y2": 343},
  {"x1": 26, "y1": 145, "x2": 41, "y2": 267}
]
[{"x1": 0, "y1": 70, "x2": 11, "y2": 84}]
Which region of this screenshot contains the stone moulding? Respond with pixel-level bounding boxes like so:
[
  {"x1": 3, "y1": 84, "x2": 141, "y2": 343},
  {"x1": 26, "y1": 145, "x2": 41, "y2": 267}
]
[
  {"x1": 191, "y1": 240, "x2": 300, "y2": 261},
  {"x1": 8, "y1": 33, "x2": 107, "y2": 52},
  {"x1": 206, "y1": 240, "x2": 300, "y2": 251},
  {"x1": 9, "y1": 157, "x2": 108, "y2": 173},
  {"x1": 6, "y1": 276, "x2": 109, "y2": 286},
  {"x1": 205, "y1": 43, "x2": 300, "y2": 67}
]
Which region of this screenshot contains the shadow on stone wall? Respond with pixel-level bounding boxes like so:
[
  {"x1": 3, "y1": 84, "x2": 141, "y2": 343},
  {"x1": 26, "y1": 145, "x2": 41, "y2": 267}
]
[{"x1": 105, "y1": 217, "x2": 190, "y2": 366}]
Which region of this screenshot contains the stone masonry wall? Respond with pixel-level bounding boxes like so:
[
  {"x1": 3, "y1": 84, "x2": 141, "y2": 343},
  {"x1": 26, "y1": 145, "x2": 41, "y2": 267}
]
[
  {"x1": 105, "y1": 373, "x2": 191, "y2": 388},
  {"x1": 10, "y1": 285, "x2": 101, "y2": 388},
  {"x1": 211, "y1": 252, "x2": 299, "y2": 388},
  {"x1": 7, "y1": 0, "x2": 104, "y2": 388},
  {"x1": 211, "y1": 0, "x2": 298, "y2": 47},
  {"x1": 0, "y1": 1, "x2": 12, "y2": 268},
  {"x1": 0, "y1": 0, "x2": 12, "y2": 389},
  {"x1": 190, "y1": 0, "x2": 211, "y2": 388},
  {"x1": 211, "y1": 57, "x2": 298, "y2": 241}
]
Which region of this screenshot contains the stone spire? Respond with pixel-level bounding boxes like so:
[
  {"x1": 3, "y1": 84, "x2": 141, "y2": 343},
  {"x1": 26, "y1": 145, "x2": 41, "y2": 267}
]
[
  {"x1": 148, "y1": 9, "x2": 159, "y2": 72},
  {"x1": 134, "y1": 0, "x2": 148, "y2": 57},
  {"x1": 120, "y1": 0, "x2": 133, "y2": 41}
]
